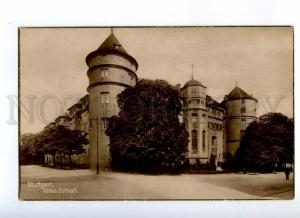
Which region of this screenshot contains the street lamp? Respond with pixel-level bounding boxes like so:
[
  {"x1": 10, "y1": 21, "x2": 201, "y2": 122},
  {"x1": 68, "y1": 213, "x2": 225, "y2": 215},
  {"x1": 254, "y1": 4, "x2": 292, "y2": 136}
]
[
  {"x1": 96, "y1": 118, "x2": 99, "y2": 174},
  {"x1": 89, "y1": 118, "x2": 100, "y2": 174}
]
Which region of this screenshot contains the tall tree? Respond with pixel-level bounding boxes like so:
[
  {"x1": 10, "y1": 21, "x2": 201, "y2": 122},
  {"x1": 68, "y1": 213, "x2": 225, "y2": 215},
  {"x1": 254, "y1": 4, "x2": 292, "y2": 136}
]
[
  {"x1": 234, "y1": 113, "x2": 294, "y2": 172},
  {"x1": 106, "y1": 79, "x2": 188, "y2": 173},
  {"x1": 20, "y1": 133, "x2": 43, "y2": 165},
  {"x1": 36, "y1": 125, "x2": 88, "y2": 169}
]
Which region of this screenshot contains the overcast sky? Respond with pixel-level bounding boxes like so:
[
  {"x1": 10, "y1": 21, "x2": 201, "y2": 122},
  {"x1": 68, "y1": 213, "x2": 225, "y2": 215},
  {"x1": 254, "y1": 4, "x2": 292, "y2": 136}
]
[{"x1": 20, "y1": 27, "x2": 293, "y2": 134}]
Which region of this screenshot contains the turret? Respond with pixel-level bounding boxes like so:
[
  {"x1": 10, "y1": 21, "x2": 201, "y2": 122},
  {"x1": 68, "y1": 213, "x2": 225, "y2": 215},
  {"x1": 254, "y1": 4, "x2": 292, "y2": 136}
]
[
  {"x1": 180, "y1": 79, "x2": 208, "y2": 163},
  {"x1": 223, "y1": 86, "x2": 257, "y2": 156},
  {"x1": 86, "y1": 31, "x2": 138, "y2": 171}
]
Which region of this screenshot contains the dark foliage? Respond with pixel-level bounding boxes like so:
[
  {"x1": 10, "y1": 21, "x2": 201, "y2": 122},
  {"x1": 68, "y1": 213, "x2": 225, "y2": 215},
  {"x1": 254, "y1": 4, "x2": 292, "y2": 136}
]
[
  {"x1": 234, "y1": 113, "x2": 294, "y2": 172},
  {"x1": 106, "y1": 79, "x2": 189, "y2": 173},
  {"x1": 20, "y1": 133, "x2": 44, "y2": 165},
  {"x1": 20, "y1": 125, "x2": 88, "y2": 169}
]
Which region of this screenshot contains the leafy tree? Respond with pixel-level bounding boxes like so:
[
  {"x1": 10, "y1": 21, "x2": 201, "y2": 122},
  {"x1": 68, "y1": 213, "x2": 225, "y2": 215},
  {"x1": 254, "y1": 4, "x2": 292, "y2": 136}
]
[
  {"x1": 234, "y1": 113, "x2": 294, "y2": 172},
  {"x1": 106, "y1": 79, "x2": 188, "y2": 173},
  {"x1": 20, "y1": 133, "x2": 44, "y2": 165},
  {"x1": 36, "y1": 125, "x2": 88, "y2": 169}
]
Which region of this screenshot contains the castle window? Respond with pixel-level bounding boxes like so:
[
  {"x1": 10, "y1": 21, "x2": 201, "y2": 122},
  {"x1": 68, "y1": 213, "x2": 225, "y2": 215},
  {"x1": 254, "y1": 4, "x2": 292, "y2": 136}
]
[
  {"x1": 192, "y1": 113, "x2": 198, "y2": 122},
  {"x1": 242, "y1": 99, "x2": 245, "y2": 104},
  {"x1": 113, "y1": 42, "x2": 121, "y2": 49},
  {"x1": 191, "y1": 87, "x2": 198, "y2": 93},
  {"x1": 211, "y1": 136, "x2": 217, "y2": 154},
  {"x1": 202, "y1": 130, "x2": 206, "y2": 153},
  {"x1": 189, "y1": 99, "x2": 200, "y2": 105},
  {"x1": 241, "y1": 130, "x2": 245, "y2": 138},
  {"x1": 100, "y1": 69, "x2": 109, "y2": 80},
  {"x1": 212, "y1": 136, "x2": 216, "y2": 145},
  {"x1": 192, "y1": 113, "x2": 198, "y2": 128},
  {"x1": 101, "y1": 118, "x2": 109, "y2": 129},
  {"x1": 241, "y1": 119, "x2": 247, "y2": 127},
  {"x1": 191, "y1": 130, "x2": 198, "y2": 154},
  {"x1": 241, "y1": 106, "x2": 246, "y2": 113},
  {"x1": 100, "y1": 92, "x2": 110, "y2": 104},
  {"x1": 129, "y1": 73, "x2": 134, "y2": 80}
]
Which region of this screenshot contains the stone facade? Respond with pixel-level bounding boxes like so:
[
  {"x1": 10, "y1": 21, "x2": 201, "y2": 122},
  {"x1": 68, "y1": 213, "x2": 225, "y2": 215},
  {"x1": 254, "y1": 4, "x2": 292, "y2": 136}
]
[
  {"x1": 86, "y1": 32, "x2": 138, "y2": 171},
  {"x1": 222, "y1": 87, "x2": 257, "y2": 157},
  {"x1": 180, "y1": 80, "x2": 225, "y2": 165}
]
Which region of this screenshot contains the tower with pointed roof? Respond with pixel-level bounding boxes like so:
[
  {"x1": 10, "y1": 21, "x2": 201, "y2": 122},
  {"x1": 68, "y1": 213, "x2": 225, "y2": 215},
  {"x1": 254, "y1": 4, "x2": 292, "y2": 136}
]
[
  {"x1": 180, "y1": 78, "x2": 225, "y2": 165},
  {"x1": 86, "y1": 31, "x2": 138, "y2": 171},
  {"x1": 223, "y1": 86, "x2": 257, "y2": 157}
]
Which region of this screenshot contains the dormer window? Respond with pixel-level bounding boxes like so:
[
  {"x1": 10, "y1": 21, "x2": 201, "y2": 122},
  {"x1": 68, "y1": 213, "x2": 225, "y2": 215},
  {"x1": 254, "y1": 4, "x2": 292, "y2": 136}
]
[{"x1": 113, "y1": 43, "x2": 121, "y2": 49}]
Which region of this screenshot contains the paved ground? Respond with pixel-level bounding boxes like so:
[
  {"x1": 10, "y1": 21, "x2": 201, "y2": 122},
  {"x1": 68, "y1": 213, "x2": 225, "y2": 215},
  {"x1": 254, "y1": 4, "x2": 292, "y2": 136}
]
[{"x1": 19, "y1": 165, "x2": 294, "y2": 200}]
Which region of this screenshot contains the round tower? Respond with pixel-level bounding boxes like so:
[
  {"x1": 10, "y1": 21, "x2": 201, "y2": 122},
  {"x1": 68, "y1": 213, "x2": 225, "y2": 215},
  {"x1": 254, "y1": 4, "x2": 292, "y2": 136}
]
[
  {"x1": 223, "y1": 86, "x2": 257, "y2": 157},
  {"x1": 86, "y1": 31, "x2": 138, "y2": 171},
  {"x1": 180, "y1": 79, "x2": 208, "y2": 164}
]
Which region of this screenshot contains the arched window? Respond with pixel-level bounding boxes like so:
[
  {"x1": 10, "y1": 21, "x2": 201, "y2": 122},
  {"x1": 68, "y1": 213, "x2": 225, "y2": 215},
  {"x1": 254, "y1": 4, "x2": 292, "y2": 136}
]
[
  {"x1": 192, "y1": 130, "x2": 198, "y2": 154},
  {"x1": 202, "y1": 130, "x2": 206, "y2": 152},
  {"x1": 192, "y1": 113, "x2": 198, "y2": 127},
  {"x1": 212, "y1": 136, "x2": 216, "y2": 146},
  {"x1": 212, "y1": 136, "x2": 217, "y2": 154},
  {"x1": 192, "y1": 113, "x2": 198, "y2": 122}
]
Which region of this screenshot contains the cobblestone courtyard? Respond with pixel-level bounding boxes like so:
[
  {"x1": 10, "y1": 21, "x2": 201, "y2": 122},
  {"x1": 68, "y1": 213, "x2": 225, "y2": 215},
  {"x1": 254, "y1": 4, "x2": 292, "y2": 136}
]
[{"x1": 20, "y1": 165, "x2": 294, "y2": 200}]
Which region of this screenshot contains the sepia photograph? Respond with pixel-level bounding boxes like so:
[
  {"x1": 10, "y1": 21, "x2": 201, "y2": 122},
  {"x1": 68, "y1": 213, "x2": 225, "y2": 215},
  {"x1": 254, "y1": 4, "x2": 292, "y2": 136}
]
[{"x1": 19, "y1": 26, "x2": 294, "y2": 200}]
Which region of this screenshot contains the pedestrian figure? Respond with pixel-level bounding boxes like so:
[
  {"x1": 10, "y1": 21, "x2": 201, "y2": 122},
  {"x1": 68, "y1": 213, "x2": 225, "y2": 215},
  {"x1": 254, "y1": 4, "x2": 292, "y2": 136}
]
[
  {"x1": 284, "y1": 167, "x2": 291, "y2": 180},
  {"x1": 243, "y1": 167, "x2": 246, "y2": 174}
]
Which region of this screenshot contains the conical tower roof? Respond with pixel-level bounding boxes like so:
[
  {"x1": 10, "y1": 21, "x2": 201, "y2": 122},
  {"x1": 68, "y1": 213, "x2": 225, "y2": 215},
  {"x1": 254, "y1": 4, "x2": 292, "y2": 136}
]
[
  {"x1": 226, "y1": 86, "x2": 256, "y2": 101},
  {"x1": 97, "y1": 32, "x2": 128, "y2": 55},
  {"x1": 86, "y1": 32, "x2": 138, "y2": 69}
]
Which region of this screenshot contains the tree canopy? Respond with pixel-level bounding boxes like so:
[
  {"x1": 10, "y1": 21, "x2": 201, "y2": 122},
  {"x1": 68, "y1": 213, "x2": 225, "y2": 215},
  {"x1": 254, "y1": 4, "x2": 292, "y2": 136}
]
[
  {"x1": 106, "y1": 79, "x2": 188, "y2": 173},
  {"x1": 234, "y1": 112, "x2": 294, "y2": 172},
  {"x1": 20, "y1": 133, "x2": 43, "y2": 165},
  {"x1": 20, "y1": 125, "x2": 88, "y2": 169}
]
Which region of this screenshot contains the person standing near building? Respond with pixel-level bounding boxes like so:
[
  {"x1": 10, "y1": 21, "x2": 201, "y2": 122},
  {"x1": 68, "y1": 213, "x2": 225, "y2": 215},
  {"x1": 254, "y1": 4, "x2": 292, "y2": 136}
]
[{"x1": 284, "y1": 167, "x2": 291, "y2": 180}]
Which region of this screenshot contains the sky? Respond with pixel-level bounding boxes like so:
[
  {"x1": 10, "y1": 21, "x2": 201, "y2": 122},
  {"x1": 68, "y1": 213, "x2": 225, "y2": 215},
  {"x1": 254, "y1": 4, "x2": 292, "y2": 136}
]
[{"x1": 20, "y1": 27, "x2": 293, "y2": 134}]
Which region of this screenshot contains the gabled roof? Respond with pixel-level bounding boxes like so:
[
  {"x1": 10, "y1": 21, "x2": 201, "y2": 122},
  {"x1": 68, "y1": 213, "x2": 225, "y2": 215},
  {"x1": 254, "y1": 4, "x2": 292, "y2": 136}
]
[
  {"x1": 206, "y1": 95, "x2": 224, "y2": 110},
  {"x1": 225, "y1": 86, "x2": 257, "y2": 101}
]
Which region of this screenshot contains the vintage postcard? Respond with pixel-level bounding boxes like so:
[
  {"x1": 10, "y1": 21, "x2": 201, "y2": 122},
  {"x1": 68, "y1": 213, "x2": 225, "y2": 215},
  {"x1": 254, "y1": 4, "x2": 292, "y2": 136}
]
[{"x1": 19, "y1": 27, "x2": 294, "y2": 200}]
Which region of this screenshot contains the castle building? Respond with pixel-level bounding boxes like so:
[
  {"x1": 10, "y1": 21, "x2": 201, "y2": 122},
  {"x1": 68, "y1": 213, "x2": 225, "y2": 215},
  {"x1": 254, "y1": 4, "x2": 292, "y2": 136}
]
[
  {"x1": 85, "y1": 31, "x2": 138, "y2": 171},
  {"x1": 222, "y1": 86, "x2": 257, "y2": 157},
  {"x1": 45, "y1": 31, "x2": 257, "y2": 170},
  {"x1": 180, "y1": 80, "x2": 225, "y2": 165}
]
